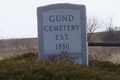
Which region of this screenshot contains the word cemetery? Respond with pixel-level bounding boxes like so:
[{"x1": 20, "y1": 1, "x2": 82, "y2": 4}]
[
  {"x1": 37, "y1": 3, "x2": 88, "y2": 65},
  {"x1": 44, "y1": 25, "x2": 80, "y2": 32}
]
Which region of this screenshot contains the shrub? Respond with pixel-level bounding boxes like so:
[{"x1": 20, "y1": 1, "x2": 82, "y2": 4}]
[
  {"x1": 1, "y1": 52, "x2": 120, "y2": 79},
  {"x1": 10, "y1": 52, "x2": 38, "y2": 60},
  {"x1": 96, "y1": 61, "x2": 119, "y2": 71}
]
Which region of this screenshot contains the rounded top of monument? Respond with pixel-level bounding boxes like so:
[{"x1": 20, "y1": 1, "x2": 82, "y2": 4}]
[
  {"x1": 37, "y1": 3, "x2": 85, "y2": 11},
  {"x1": 40, "y1": 3, "x2": 85, "y2": 7}
]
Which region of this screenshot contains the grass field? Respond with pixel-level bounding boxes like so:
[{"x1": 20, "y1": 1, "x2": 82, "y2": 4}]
[
  {"x1": 1, "y1": 46, "x2": 120, "y2": 63},
  {"x1": 0, "y1": 46, "x2": 38, "y2": 60},
  {"x1": 88, "y1": 47, "x2": 120, "y2": 64}
]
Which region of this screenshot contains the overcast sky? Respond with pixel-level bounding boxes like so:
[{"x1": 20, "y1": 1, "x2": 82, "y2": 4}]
[{"x1": 0, "y1": 0, "x2": 120, "y2": 39}]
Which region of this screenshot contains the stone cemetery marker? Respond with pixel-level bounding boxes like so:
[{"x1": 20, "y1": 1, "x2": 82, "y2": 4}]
[{"x1": 37, "y1": 3, "x2": 88, "y2": 65}]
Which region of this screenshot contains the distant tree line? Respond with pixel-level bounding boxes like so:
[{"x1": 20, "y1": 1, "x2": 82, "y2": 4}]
[
  {"x1": 102, "y1": 27, "x2": 120, "y2": 42},
  {"x1": 0, "y1": 38, "x2": 38, "y2": 50},
  {"x1": 87, "y1": 16, "x2": 120, "y2": 43},
  {"x1": 9, "y1": 38, "x2": 32, "y2": 49}
]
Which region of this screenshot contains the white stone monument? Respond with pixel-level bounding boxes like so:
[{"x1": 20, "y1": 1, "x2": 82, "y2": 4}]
[{"x1": 37, "y1": 3, "x2": 88, "y2": 65}]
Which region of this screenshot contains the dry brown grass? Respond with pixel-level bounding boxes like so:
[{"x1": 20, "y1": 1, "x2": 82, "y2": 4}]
[
  {"x1": 0, "y1": 46, "x2": 38, "y2": 59},
  {"x1": 88, "y1": 47, "x2": 120, "y2": 64},
  {"x1": 0, "y1": 46, "x2": 120, "y2": 64}
]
